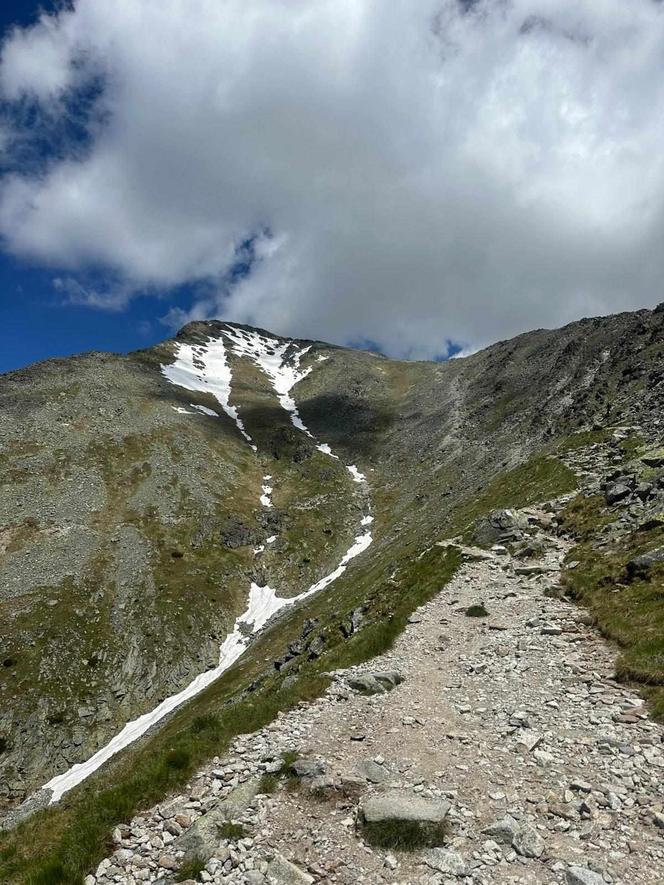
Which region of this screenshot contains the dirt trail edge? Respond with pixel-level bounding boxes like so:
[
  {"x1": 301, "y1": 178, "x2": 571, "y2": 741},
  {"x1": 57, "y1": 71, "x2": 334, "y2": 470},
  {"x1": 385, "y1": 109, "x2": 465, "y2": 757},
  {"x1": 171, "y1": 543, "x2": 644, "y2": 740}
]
[{"x1": 88, "y1": 501, "x2": 664, "y2": 885}]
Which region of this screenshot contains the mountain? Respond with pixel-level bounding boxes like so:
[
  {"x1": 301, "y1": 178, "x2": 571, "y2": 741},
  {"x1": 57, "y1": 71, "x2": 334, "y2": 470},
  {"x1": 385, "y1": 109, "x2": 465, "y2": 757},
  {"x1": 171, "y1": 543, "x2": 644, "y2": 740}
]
[{"x1": 1, "y1": 307, "x2": 663, "y2": 882}]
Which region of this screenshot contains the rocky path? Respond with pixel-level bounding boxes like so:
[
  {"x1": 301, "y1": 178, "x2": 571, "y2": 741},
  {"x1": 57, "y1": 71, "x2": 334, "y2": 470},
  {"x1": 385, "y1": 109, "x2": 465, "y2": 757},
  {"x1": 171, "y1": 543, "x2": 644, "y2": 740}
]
[{"x1": 89, "y1": 503, "x2": 664, "y2": 885}]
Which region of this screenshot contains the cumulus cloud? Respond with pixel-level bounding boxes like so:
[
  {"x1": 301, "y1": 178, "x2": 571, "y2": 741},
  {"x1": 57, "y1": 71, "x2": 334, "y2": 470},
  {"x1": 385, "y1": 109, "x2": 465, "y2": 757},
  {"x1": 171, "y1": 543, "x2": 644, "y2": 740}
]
[{"x1": 1, "y1": 0, "x2": 664, "y2": 357}]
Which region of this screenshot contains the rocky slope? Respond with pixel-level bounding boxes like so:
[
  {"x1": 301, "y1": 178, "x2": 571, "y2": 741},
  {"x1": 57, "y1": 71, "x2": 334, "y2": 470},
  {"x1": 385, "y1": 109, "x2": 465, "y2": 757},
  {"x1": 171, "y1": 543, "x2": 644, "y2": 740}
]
[
  {"x1": 67, "y1": 435, "x2": 664, "y2": 885},
  {"x1": 1, "y1": 306, "x2": 663, "y2": 882}
]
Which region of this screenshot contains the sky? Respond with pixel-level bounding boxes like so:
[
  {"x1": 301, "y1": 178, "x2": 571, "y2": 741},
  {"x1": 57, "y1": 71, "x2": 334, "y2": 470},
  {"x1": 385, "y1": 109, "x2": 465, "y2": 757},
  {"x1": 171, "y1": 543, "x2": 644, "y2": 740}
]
[{"x1": 1, "y1": 1, "x2": 664, "y2": 373}]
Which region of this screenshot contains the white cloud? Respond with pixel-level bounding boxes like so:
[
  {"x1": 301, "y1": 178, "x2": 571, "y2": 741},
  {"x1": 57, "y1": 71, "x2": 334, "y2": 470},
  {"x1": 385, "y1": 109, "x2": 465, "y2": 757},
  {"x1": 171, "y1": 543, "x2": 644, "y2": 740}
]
[{"x1": 1, "y1": 0, "x2": 664, "y2": 357}]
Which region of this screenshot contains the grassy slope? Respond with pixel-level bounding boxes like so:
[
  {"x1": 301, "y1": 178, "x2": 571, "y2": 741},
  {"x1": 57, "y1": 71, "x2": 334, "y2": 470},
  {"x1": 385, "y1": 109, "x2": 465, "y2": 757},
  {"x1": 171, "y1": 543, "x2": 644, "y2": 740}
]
[{"x1": 559, "y1": 494, "x2": 664, "y2": 719}]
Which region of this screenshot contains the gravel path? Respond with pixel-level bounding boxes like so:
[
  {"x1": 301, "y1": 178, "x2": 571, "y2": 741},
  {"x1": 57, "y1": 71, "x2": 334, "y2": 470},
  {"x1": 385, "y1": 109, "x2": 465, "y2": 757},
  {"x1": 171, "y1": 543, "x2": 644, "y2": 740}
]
[{"x1": 90, "y1": 504, "x2": 664, "y2": 885}]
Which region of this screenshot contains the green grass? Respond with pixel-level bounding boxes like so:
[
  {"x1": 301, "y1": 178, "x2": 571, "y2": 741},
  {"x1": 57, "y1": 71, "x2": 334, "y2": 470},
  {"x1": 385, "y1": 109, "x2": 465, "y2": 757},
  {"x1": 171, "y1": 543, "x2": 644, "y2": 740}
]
[
  {"x1": 175, "y1": 855, "x2": 206, "y2": 882},
  {"x1": 555, "y1": 429, "x2": 610, "y2": 453},
  {"x1": 361, "y1": 818, "x2": 448, "y2": 850},
  {"x1": 257, "y1": 751, "x2": 299, "y2": 795},
  {"x1": 218, "y1": 822, "x2": 246, "y2": 840},
  {"x1": 257, "y1": 773, "x2": 279, "y2": 795},
  {"x1": 444, "y1": 455, "x2": 577, "y2": 541},
  {"x1": 559, "y1": 494, "x2": 664, "y2": 719}
]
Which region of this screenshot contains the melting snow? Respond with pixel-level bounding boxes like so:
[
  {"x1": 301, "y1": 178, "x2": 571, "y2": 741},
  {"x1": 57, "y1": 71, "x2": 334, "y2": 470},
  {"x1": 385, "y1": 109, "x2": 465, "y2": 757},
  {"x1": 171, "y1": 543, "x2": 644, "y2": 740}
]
[
  {"x1": 191, "y1": 404, "x2": 219, "y2": 417},
  {"x1": 221, "y1": 327, "x2": 313, "y2": 437},
  {"x1": 43, "y1": 527, "x2": 373, "y2": 804},
  {"x1": 347, "y1": 465, "x2": 366, "y2": 483},
  {"x1": 46, "y1": 326, "x2": 375, "y2": 805},
  {"x1": 260, "y1": 475, "x2": 274, "y2": 508},
  {"x1": 171, "y1": 406, "x2": 194, "y2": 414},
  {"x1": 316, "y1": 443, "x2": 339, "y2": 459},
  {"x1": 162, "y1": 340, "x2": 255, "y2": 449}
]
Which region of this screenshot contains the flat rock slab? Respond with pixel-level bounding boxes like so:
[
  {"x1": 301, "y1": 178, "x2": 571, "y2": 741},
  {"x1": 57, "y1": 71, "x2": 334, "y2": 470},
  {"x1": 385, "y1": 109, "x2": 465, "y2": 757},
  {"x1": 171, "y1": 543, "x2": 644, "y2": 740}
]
[
  {"x1": 361, "y1": 792, "x2": 450, "y2": 824},
  {"x1": 267, "y1": 851, "x2": 314, "y2": 884},
  {"x1": 175, "y1": 776, "x2": 261, "y2": 860},
  {"x1": 290, "y1": 758, "x2": 326, "y2": 778}
]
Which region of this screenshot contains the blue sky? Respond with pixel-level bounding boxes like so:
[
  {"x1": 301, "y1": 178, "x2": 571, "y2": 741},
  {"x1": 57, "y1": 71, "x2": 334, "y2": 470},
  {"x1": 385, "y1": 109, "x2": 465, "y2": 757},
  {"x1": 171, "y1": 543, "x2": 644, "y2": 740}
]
[
  {"x1": 0, "y1": 3, "x2": 182, "y2": 373},
  {"x1": 1, "y1": 1, "x2": 662, "y2": 372}
]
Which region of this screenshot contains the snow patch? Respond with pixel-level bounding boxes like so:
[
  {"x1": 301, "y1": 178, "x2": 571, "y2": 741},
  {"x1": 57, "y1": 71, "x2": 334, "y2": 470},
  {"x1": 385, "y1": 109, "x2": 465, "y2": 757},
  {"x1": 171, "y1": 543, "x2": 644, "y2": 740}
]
[
  {"x1": 260, "y1": 474, "x2": 273, "y2": 508},
  {"x1": 221, "y1": 326, "x2": 313, "y2": 437},
  {"x1": 171, "y1": 405, "x2": 194, "y2": 414},
  {"x1": 347, "y1": 465, "x2": 366, "y2": 483},
  {"x1": 361, "y1": 514, "x2": 374, "y2": 526},
  {"x1": 191, "y1": 404, "x2": 219, "y2": 417},
  {"x1": 43, "y1": 527, "x2": 373, "y2": 804},
  {"x1": 316, "y1": 443, "x2": 339, "y2": 459},
  {"x1": 161, "y1": 340, "x2": 254, "y2": 448}
]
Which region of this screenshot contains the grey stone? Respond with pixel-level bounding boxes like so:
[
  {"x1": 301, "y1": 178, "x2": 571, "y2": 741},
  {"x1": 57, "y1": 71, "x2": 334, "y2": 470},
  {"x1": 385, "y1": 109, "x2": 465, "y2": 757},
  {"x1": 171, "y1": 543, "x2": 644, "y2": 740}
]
[
  {"x1": 512, "y1": 824, "x2": 545, "y2": 858},
  {"x1": 605, "y1": 482, "x2": 631, "y2": 505},
  {"x1": 361, "y1": 792, "x2": 450, "y2": 824},
  {"x1": 175, "y1": 777, "x2": 261, "y2": 861},
  {"x1": 425, "y1": 848, "x2": 467, "y2": 876},
  {"x1": 473, "y1": 509, "x2": 528, "y2": 546},
  {"x1": 266, "y1": 852, "x2": 314, "y2": 884},
  {"x1": 569, "y1": 779, "x2": 593, "y2": 793},
  {"x1": 346, "y1": 670, "x2": 403, "y2": 695},
  {"x1": 626, "y1": 546, "x2": 664, "y2": 581},
  {"x1": 482, "y1": 815, "x2": 520, "y2": 845},
  {"x1": 566, "y1": 866, "x2": 606, "y2": 885},
  {"x1": 357, "y1": 759, "x2": 390, "y2": 784},
  {"x1": 290, "y1": 758, "x2": 326, "y2": 779}
]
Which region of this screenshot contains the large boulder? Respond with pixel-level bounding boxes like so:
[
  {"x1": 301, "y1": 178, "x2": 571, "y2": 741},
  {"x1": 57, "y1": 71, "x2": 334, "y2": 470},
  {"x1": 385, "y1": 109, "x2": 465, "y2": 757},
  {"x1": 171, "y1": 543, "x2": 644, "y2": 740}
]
[
  {"x1": 626, "y1": 546, "x2": 664, "y2": 581},
  {"x1": 425, "y1": 848, "x2": 467, "y2": 876},
  {"x1": 346, "y1": 671, "x2": 403, "y2": 695},
  {"x1": 290, "y1": 758, "x2": 326, "y2": 779},
  {"x1": 361, "y1": 792, "x2": 450, "y2": 825},
  {"x1": 641, "y1": 448, "x2": 664, "y2": 468},
  {"x1": 605, "y1": 482, "x2": 631, "y2": 505},
  {"x1": 473, "y1": 509, "x2": 528, "y2": 547},
  {"x1": 481, "y1": 815, "x2": 520, "y2": 845}
]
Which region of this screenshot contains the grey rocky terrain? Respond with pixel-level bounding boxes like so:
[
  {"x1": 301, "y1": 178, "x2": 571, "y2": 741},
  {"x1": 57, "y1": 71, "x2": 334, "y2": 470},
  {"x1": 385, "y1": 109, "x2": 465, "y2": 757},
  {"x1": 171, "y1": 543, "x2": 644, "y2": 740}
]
[
  {"x1": 1, "y1": 306, "x2": 663, "y2": 882},
  {"x1": 82, "y1": 444, "x2": 664, "y2": 884}
]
